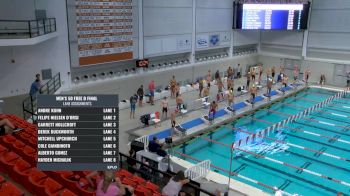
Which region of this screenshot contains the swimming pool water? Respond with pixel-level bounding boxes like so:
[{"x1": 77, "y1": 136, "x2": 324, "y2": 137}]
[{"x1": 174, "y1": 88, "x2": 350, "y2": 196}]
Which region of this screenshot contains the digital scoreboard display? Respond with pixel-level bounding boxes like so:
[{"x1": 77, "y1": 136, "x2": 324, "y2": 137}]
[
  {"x1": 37, "y1": 95, "x2": 119, "y2": 171},
  {"x1": 235, "y1": 3, "x2": 310, "y2": 30}
]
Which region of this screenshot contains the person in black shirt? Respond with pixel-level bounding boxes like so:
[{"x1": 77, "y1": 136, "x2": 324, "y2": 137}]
[
  {"x1": 137, "y1": 85, "x2": 144, "y2": 107},
  {"x1": 127, "y1": 149, "x2": 136, "y2": 173},
  {"x1": 215, "y1": 70, "x2": 220, "y2": 83},
  {"x1": 148, "y1": 136, "x2": 162, "y2": 153}
]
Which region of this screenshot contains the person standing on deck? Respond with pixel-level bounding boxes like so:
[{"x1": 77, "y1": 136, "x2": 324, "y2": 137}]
[
  {"x1": 206, "y1": 70, "x2": 212, "y2": 89},
  {"x1": 267, "y1": 76, "x2": 273, "y2": 101},
  {"x1": 304, "y1": 67, "x2": 311, "y2": 85},
  {"x1": 271, "y1": 66, "x2": 276, "y2": 83},
  {"x1": 293, "y1": 65, "x2": 299, "y2": 84},
  {"x1": 170, "y1": 75, "x2": 177, "y2": 98},
  {"x1": 209, "y1": 101, "x2": 218, "y2": 123},
  {"x1": 258, "y1": 64, "x2": 263, "y2": 84},
  {"x1": 250, "y1": 84, "x2": 257, "y2": 107}
]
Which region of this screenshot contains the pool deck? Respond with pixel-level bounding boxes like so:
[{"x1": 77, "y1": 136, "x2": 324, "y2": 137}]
[{"x1": 129, "y1": 83, "x2": 306, "y2": 144}]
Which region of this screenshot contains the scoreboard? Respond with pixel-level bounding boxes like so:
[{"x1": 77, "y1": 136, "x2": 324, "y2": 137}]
[{"x1": 37, "y1": 95, "x2": 119, "y2": 171}]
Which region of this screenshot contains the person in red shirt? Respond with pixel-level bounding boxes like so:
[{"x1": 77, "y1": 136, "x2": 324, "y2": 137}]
[{"x1": 148, "y1": 80, "x2": 155, "y2": 105}]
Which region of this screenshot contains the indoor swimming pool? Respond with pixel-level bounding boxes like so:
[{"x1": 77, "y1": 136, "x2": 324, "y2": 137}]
[{"x1": 174, "y1": 88, "x2": 350, "y2": 196}]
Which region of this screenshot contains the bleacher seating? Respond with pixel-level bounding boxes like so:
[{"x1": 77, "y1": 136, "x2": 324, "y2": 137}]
[
  {"x1": 0, "y1": 114, "x2": 164, "y2": 196},
  {"x1": 0, "y1": 181, "x2": 24, "y2": 195}
]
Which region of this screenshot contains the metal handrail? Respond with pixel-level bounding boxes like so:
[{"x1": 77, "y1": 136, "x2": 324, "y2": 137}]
[
  {"x1": 0, "y1": 18, "x2": 56, "y2": 38},
  {"x1": 0, "y1": 18, "x2": 56, "y2": 22},
  {"x1": 22, "y1": 72, "x2": 61, "y2": 121}
]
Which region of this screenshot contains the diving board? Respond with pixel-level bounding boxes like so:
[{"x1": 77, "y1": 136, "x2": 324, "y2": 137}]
[
  {"x1": 149, "y1": 128, "x2": 172, "y2": 140},
  {"x1": 181, "y1": 118, "x2": 205, "y2": 129},
  {"x1": 280, "y1": 86, "x2": 293, "y2": 92},
  {"x1": 246, "y1": 96, "x2": 264, "y2": 104},
  {"x1": 148, "y1": 118, "x2": 205, "y2": 140},
  {"x1": 215, "y1": 109, "x2": 228, "y2": 118},
  {"x1": 264, "y1": 90, "x2": 279, "y2": 97},
  {"x1": 232, "y1": 102, "x2": 248, "y2": 110}
]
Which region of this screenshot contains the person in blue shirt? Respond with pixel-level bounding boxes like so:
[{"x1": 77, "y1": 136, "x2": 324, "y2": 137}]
[
  {"x1": 148, "y1": 136, "x2": 162, "y2": 153},
  {"x1": 29, "y1": 74, "x2": 42, "y2": 97}
]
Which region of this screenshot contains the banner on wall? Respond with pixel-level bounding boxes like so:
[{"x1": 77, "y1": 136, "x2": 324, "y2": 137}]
[
  {"x1": 177, "y1": 37, "x2": 192, "y2": 51},
  {"x1": 209, "y1": 34, "x2": 220, "y2": 47},
  {"x1": 196, "y1": 35, "x2": 209, "y2": 49},
  {"x1": 75, "y1": 0, "x2": 133, "y2": 66},
  {"x1": 221, "y1": 32, "x2": 231, "y2": 44}
]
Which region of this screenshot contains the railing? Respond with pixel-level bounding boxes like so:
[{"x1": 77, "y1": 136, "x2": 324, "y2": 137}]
[
  {"x1": 119, "y1": 152, "x2": 216, "y2": 196},
  {"x1": 135, "y1": 135, "x2": 149, "y2": 151},
  {"x1": 23, "y1": 73, "x2": 61, "y2": 121},
  {"x1": 185, "y1": 160, "x2": 211, "y2": 181},
  {"x1": 0, "y1": 18, "x2": 56, "y2": 39}
]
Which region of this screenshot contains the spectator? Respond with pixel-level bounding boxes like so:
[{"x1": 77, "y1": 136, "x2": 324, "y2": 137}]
[
  {"x1": 170, "y1": 75, "x2": 177, "y2": 98},
  {"x1": 0, "y1": 118, "x2": 21, "y2": 135},
  {"x1": 96, "y1": 171, "x2": 125, "y2": 196},
  {"x1": 129, "y1": 94, "x2": 137, "y2": 119},
  {"x1": 148, "y1": 136, "x2": 162, "y2": 153},
  {"x1": 162, "y1": 171, "x2": 190, "y2": 196},
  {"x1": 127, "y1": 149, "x2": 137, "y2": 173},
  {"x1": 137, "y1": 85, "x2": 144, "y2": 107},
  {"x1": 124, "y1": 186, "x2": 134, "y2": 196},
  {"x1": 86, "y1": 171, "x2": 104, "y2": 189},
  {"x1": 161, "y1": 97, "x2": 168, "y2": 119},
  {"x1": 29, "y1": 73, "x2": 42, "y2": 97},
  {"x1": 148, "y1": 80, "x2": 155, "y2": 105},
  {"x1": 139, "y1": 158, "x2": 152, "y2": 181}
]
